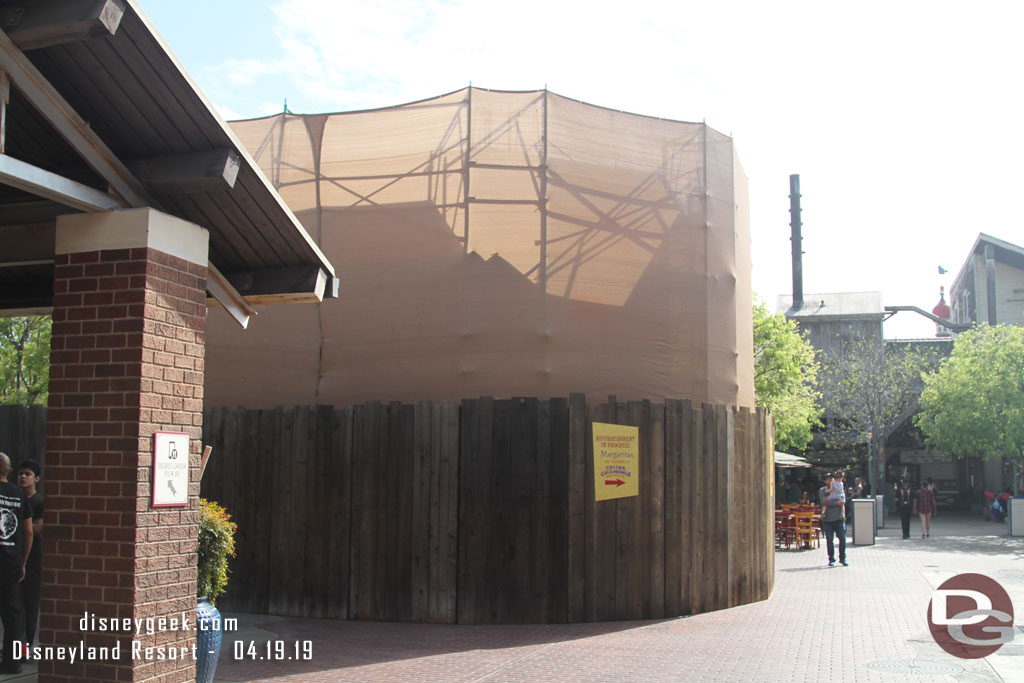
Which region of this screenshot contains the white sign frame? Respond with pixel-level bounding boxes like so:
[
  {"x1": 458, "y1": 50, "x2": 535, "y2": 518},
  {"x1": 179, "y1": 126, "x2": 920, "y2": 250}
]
[{"x1": 152, "y1": 431, "x2": 190, "y2": 508}]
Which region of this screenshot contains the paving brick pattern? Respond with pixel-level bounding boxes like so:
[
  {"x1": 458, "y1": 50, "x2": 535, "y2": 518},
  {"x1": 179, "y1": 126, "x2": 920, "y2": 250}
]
[{"x1": 207, "y1": 513, "x2": 1022, "y2": 683}]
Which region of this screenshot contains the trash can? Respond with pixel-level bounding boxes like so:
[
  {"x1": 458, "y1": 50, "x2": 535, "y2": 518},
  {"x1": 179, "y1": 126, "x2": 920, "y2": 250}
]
[
  {"x1": 852, "y1": 498, "x2": 876, "y2": 545},
  {"x1": 1010, "y1": 498, "x2": 1024, "y2": 537},
  {"x1": 875, "y1": 495, "x2": 885, "y2": 529}
]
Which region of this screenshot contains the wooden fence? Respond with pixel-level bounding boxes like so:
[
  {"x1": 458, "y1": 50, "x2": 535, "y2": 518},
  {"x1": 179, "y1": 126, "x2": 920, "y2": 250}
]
[
  {"x1": 0, "y1": 405, "x2": 48, "y2": 493},
  {"x1": 201, "y1": 396, "x2": 774, "y2": 624},
  {"x1": 0, "y1": 399, "x2": 774, "y2": 624}
]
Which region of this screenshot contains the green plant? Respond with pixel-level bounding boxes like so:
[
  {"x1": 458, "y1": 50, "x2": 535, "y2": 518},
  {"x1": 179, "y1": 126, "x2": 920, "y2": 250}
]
[{"x1": 197, "y1": 498, "x2": 236, "y2": 605}]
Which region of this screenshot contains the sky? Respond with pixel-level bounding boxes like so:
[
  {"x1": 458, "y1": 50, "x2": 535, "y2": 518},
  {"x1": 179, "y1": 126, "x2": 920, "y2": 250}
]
[{"x1": 139, "y1": 0, "x2": 1024, "y2": 339}]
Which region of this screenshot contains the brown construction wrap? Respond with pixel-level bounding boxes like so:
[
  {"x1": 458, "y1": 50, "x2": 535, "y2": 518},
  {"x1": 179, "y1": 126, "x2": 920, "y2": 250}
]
[{"x1": 207, "y1": 88, "x2": 754, "y2": 408}]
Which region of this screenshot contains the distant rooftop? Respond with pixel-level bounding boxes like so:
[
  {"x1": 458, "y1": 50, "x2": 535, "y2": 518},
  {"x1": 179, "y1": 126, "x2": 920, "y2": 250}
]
[
  {"x1": 953, "y1": 232, "x2": 1024, "y2": 284},
  {"x1": 777, "y1": 292, "x2": 884, "y2": 319}
]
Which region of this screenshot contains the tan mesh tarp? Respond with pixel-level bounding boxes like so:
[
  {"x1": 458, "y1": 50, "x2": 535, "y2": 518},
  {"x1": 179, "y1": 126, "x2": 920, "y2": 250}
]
[{"x1": 206, "y1": 88, "x2": 754, "y2": 408}]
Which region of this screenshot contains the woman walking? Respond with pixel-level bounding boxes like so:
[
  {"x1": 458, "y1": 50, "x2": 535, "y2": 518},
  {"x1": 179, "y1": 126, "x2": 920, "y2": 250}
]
[{"x1": 913, "y1": 479, "x2": 937, "y2": 538}]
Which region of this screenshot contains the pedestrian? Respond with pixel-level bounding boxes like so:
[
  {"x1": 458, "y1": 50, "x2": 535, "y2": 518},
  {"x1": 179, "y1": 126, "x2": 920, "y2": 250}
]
[
  {"x1": 818, "y1": 472, "x2": 848, "y2": 567},
  {"x1": 16, "y1": 460, "x2": 42, "y2": 650},
  {"x1": 893, "y1": 478, "x2": 915, "y2": 539},
  {"x1": 914, "y1": 479, "x2": 937, "y2": 538},
  {"x1": 821, "y1": 470, "x2": 846, "y2": 520},
  {"x1": 0, "y1": 453, "x2": 33, "y2": 675}
]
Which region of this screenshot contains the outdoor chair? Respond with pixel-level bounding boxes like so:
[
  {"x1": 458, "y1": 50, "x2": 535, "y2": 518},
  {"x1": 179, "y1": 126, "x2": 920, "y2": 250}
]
[
  {"x1": 775, "y1": 511, "x2": 796, "y2": 549},
  {"x1": 793, "y1": 511, "x2": 819, "y2": 550}
]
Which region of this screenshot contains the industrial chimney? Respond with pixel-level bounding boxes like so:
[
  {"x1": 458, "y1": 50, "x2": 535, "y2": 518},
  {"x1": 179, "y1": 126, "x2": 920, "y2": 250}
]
[{"x1": 789, "y1": 174, "x2": 803, "y2": 308}]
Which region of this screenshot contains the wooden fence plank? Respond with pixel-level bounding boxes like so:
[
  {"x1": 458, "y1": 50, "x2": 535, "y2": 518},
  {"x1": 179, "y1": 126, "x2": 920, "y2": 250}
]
[
  {"x1": 692, "y1": 404, "x2": 708, "y2": 614},
  {"x1": 547, "y1": 397, "x2": 569, "y2": 624},
  {"x1": 583, "y1": 399, "x2": 601, "y2": 622},
  {"x1": 458, "y1": 397, "x2": 490, "y2": 624},
  {"x1": 438, "y1": 400, "x2": 459, "y2": 624},
  {"x1": 717, "y1": 405, "x2": 732, "y2": 611},
  {"x1": 456, "y1": 398, "x2": 477, "y2": 624},
  {"x1": 326, "y1": 406, "x2": 351, "y2": 620},
  {"x1": 663, "y1": 399, "x2": 682, "y2": 616},
  {"x1": 648, "y1": 400, "x2": 665, "y2": 619},
  {"x1": 234, "y1": 408, "x2": 257, "y2": 613},
  {"x1": 617, "y1": 400, "x2": 643, "y2": 620},
  {"x1": 413, "y1": 401, "x2": 432, "y2": 623},
  {"x1": 526, "y1": 397, "x2": 548, "y2": 624},
  {"x1": 347, "y1": 404, "x2": 363, "y2": 618},
  {"x1": 311, "y1": 405, "x2": 333, "y2": 618},
  {"x1": 268, "y1": 407, "x2": 291, "y2": 616},
  {"x1": 596, "y1": 398, "x2": 616, "y2": 621},
  {"x1": 376, "y1": 403, "x2": 398, "y2": 622},
  {"x1": 355, "y1": 402, "x2": 379, "y2": 620},
  {"x1": 252, "y1": 409, "x2": 274, "y2": 615},
  {"x1": 567, "y1": 393, "x2": 587, "y2": 623},
  {"x1": 29, "y1": 404, "x2": 47, "y2": 474},
  {"x1": 396, "y1": 403, "x2": 416, "y2": 622},
  {"x1": 289, "y1": 406, "x2": 310, "y2": 616},
  {"x1": 488, "y1": 398, "x2": 512, "y2": 624}
]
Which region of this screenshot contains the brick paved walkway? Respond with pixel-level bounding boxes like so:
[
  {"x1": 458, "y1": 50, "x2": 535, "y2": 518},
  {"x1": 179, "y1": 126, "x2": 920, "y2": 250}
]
[
  {"x1": 205, "y1": 512, "x2": 1024, "y2": 683},
  {"x1": 2, "y1": 512, "x2": 1021, "y2": 682}
]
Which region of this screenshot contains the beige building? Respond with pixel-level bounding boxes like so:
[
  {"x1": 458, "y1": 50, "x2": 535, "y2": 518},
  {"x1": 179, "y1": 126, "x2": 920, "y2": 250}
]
[{"x1": 950, "y1": 233, "x2": 1024, "y2": 328}]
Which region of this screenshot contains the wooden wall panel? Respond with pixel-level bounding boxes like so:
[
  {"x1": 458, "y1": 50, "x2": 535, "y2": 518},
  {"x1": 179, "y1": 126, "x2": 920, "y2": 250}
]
[{"x1": 4, "y1": 399, "x2": 775, "y2": 625}]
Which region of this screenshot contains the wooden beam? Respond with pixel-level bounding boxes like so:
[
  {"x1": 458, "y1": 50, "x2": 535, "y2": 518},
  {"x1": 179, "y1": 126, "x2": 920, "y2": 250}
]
[
  {"x1": 206, "y1": 263, "x2": 256, "y2": 329},
  {"x1": 0, "y1": 70, "x2": 7, "y2": 153},
  {"x1": 2, "y1": 0, "x2": 126, "y2": 51},
  {"x1": 130, "y1": 148, "x2": 241, "y2": 194},
  {"x1": 222, "y1": 266, "x2": 332, "y2": 304},
  {"x1": 0, "y1": 153, "x2": 122, "y2": 211},
  {"x1": 0, "y1": 199, "x2": 74, "y2": 226},
  {"x1": 0, "y1": 25, "x2": 152, "y2": 207},
  {"x1": 0, "y1": 223, "x2": 55, "y2": 264}
]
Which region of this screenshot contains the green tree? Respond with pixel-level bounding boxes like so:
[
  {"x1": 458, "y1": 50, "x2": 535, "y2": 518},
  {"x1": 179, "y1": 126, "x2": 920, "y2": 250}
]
[
  {"x1": 0, "y1": 316, "x2": 51, "y2": 405},
  {"x1": 917, "y1": 324, "x2": 1024, "y2": 492},
  {"x1": 753, "y1": 298, "x2": 821, "y2": 452},
  {"x1": 819, "y1": 335, "x2": 936, "y2": 497}
]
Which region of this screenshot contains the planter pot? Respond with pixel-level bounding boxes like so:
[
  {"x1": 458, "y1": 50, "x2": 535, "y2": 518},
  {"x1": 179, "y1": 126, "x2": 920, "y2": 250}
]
[{"x1": 195, "y1": 597, "x2": 223, "y2": 683}]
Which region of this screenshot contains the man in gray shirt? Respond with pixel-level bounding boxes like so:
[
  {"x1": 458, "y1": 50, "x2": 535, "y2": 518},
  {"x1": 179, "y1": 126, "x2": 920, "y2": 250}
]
[{"x1": 818, "y1": 472, "x2": 848, "y2": 567}]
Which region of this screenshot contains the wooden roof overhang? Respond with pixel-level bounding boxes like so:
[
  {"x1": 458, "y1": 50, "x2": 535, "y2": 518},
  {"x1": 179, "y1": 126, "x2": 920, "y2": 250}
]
[{"x1": 0, "y1": 0, "x2": 337, "y2": 328}]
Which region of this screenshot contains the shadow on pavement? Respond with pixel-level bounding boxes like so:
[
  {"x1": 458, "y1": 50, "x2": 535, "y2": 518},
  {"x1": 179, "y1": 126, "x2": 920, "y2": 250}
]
[{"x1": 214, "y1": 614, "x2": 665, "y2": 681}]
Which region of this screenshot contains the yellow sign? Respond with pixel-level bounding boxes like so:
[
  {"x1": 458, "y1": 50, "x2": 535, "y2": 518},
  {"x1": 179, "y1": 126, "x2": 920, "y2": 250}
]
[{"x1": 593, "y1": 422, "x2": 639, "y2": 501}]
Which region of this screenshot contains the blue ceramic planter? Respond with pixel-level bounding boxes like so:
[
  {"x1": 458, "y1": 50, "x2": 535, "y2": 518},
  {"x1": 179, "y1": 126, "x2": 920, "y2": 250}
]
[{"x1": 196, "y1": 597, "x2": 223, "y2": 683}]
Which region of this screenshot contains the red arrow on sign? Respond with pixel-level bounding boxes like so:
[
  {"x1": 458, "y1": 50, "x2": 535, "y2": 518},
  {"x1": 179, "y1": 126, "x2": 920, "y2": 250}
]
[{"x1": 604, "y1": 479, "x2": 626, "y2": 487}]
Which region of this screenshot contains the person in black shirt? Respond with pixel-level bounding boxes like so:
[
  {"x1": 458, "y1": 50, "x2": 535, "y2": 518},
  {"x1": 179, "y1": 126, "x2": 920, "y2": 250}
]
[
  {"x1": 893, "y1": 479, "x2": 915, "y2": 539},
  {"x1": 0, "y1": 453, "x2": 32, "y2": 675},
  {"x1": 16, "y1": 460, "x2": 42, "y2": 651}
]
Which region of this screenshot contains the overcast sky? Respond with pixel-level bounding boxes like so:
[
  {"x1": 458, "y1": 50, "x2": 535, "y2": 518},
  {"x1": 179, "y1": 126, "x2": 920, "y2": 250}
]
[{"x1": 140, "y1": 0, "x2": 1024, "y2": 338}]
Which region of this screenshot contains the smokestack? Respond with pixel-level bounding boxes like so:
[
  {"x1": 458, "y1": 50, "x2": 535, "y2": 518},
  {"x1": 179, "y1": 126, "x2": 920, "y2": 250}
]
[{"x1": 789, "y1": 174, "x2": 803, "y2": 308}]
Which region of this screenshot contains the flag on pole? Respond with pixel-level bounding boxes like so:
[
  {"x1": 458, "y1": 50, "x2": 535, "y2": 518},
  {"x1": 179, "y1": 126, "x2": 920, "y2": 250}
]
[{"x1": 938, "y1": 266, "x2": 948, "y2": 275}]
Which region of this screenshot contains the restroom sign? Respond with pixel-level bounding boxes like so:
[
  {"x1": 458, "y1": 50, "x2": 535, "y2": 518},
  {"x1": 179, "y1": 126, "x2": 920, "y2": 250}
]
[{"x1": 152, "y1": 431, "x2": 189, "y2": 507}]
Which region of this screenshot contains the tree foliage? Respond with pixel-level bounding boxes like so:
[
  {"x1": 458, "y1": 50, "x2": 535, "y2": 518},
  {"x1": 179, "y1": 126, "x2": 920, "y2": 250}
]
[
  {"x1": 753, "y1": 298, "x2": 821, "y2": 452},
  {"x1": 819, "y1": 334, "x2": 936, "y2": 495},
  {"x1": 917, "y1": 324, "x2": 1024, "y2": 465},
  {"x1": 0, "y1": 316, "x2": 51, "y2": 406}
]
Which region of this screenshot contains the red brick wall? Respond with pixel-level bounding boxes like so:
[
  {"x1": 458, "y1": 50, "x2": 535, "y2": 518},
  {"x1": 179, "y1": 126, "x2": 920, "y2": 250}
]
[{"x1": 43, "y1": 247, "x2": 206, "y2": 682}]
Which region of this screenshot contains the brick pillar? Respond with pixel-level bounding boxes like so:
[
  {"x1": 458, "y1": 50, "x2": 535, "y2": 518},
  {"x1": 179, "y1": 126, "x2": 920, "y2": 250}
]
[{"x1": 42, "y1": 209, "x2": 208, "y2": 682}]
